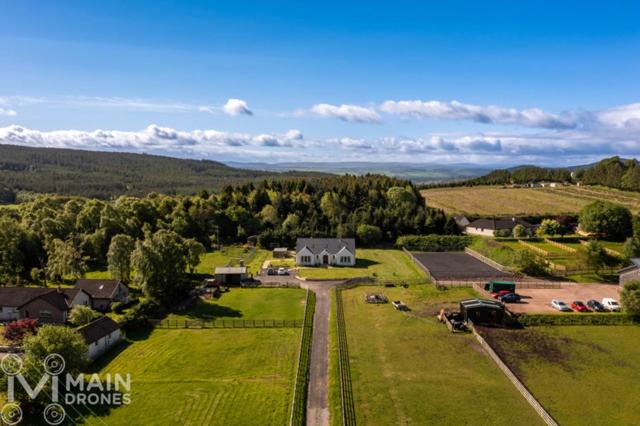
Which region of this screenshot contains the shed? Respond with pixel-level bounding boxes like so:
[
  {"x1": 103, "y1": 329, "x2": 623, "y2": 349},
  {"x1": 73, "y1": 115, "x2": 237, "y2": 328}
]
[
  {"x1": 77, "y1": 316, "x2": 122, "y2": 361},
  {"x1": 273, "y1": 248, "x2": 288, "y2": 258},
  {"x1": 214, "y1": 267, "x2": 248, "y2": 285},
  {"x1": 459, "y1": 299, "x2": 505, "y2": 326}
]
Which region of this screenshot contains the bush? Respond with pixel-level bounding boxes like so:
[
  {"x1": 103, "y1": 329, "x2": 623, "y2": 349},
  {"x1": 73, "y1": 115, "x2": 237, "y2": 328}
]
[
  {"x1": 112, "y1": 301, "x2": 125, "y2": 314},
  {"x1": 513, "y1": 250, "x2": 549, "y2": 276},
  {"x1": 621, "y1": 280, "x2": 640, "y2": 315},
  {"x1": 356, "y1": 224, "x2": 382, "y2": 246},
  {"x1": 519, "y1": 313, "x2": 640, "y2": 326},
  {"x1": 579, "y1": 201, "x2": 633, "y2": 239},
  {"x1": 512, "y1": 224, "x2": 530, "y2": 238},
  {"x1": 396, "y1": 235, "x2": 472, "y2": 251},
  {"x1": 494, "y1": 229, "x2": 512, "y2": 238},
  {"x1": 121, "y1": 299, "x2": 164, "y2": 331},
  {"x1": 69, "y1": 305, "x2": 100, "y2": 326},
  {"x1": 3, "y1": 318, "x2": 38, "y2": 345}
]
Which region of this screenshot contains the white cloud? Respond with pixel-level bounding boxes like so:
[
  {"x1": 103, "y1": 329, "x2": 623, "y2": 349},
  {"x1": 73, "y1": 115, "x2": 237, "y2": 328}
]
[
  {"x1": 223, "y1": 98, "x2": 253, "y2": 116},
  {"x1": 379, "y1": 100, "x2": 577, "y2": 129},
  {"x1": 285, "y1": 129, "x2": 304, "y2": 140},
  {"x1": 310, "y1": 103, "x2": 382, "y2": 123},
  {"x1": 0, "y1": 108, "x2": 17, "y2": 117}
]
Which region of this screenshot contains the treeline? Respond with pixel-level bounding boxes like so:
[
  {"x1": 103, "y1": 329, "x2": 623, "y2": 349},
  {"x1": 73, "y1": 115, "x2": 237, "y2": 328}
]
[
  {"x1": 421, "y1": 157, "x2": 640, "y2": 191},
  {"x1": 0, "y1": 174, "x2": 458, "y2": 288},
  {"x1": 0, "y1": 144, "x2": 328, "y2": 199}
]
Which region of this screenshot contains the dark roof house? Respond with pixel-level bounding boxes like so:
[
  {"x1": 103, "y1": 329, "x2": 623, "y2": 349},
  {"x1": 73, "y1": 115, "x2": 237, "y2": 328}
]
[
  {"x1": 75, "y1": 279, "x2": 123, "y2": 299},
  {"x1": 0, "y1": 287, "x2": 74, "y2": 323},
  {"x1": 77, "y1": 316, "x2": 121, "y2": 345},
  {"x1": 295, "y1": 238, "x2": 356, "y2": 255},
  {"x1": 467, "y1": 218, "x2": 535, "y2": 231}
]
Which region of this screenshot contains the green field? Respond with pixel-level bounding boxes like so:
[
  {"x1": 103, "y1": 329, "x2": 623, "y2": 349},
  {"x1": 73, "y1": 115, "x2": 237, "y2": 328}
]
[
  {"x1": 421, "y1": 185, "x2": 640, "y2": 215},
  {"x1": 196, "y1": 246, "x2": 269, "y2": 276},
  {"x1": 340, "y1": 285, "x2": 542, "y2": 425},
  {"x1": 297, "y1": 249, "x2": 427, "y2": 282},
  {"x1": 481, "y1": 326, "x2": 640, "y2": 425},
  {"x1": 82, "y1": 327, "x2": 301, "y2": 425},
  {"x1": 167, "y1": 288, "x2": 307, "y2": 322}
]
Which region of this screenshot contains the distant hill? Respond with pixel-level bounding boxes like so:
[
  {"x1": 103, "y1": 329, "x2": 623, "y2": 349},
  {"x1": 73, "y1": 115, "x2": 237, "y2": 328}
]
[
  {"x1": 226, "y1": 161, "x2": 492, "y2": 184},
  {"x1": 0, "y1": 145, "x2": 329, "y2": 199}
]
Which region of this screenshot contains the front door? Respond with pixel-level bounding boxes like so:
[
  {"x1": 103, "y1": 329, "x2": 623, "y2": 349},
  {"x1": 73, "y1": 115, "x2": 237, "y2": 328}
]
[{"x1": 323, "y1": 254, "x2": 329, "y2": 265}]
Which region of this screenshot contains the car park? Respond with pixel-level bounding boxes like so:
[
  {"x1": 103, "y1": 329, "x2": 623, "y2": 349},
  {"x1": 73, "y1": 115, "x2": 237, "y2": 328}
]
[
  {"x1": 602, "y1": 298, "x2": 621, "y2": 312},
  {"x1": 571, "y1": 301, "x2": 589, "y2": 312},
  {"x1": 499, "y1": 293, "x2": 521, "y2": 303},
  {"x1": 551, "y1": 299, "x2": 572, "y2": 312},
  {"x1": 587, "y1": 299, "x2": 606, "y2": 312}
]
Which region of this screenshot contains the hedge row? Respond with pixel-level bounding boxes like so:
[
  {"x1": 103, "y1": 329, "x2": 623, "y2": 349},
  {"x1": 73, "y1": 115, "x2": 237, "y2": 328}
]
[
  {"x1": 396, "y1": 235, "x2": 473, "y2": 251},
  {"x1": 519, "y1": 313, "x2": 640, "y2": 326}
]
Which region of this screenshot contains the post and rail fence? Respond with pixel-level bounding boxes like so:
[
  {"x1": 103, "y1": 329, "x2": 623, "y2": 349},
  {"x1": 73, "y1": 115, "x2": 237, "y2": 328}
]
[
  {"x1": 335, "y1": 287, "x2": 356, "y2": 425},
  {"x1": 150, "y1": 318, "x2": 303, "y2": 329}
]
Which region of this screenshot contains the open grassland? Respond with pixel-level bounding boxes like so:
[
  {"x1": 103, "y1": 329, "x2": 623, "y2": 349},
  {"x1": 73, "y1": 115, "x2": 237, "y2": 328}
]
[
  {"x1": 482, "y1": 326, "x2": 640, "y2": 425},
  {"x1": 82, "y1": 327, "x2": 301, "y2": 425},
  {"x1": 167, "y1": 288, "x2": 306, "y2": 322},
  {"x1": 297, "y1": 249, "x2": 427, "y2": 282},
  {"x1": 341, "y1": 285, "x2": 542, "y2": 425},
  {"x1": 421, "y1": 185, "x2": 640, "y2": 215},
  {"x1": 196, "y1": 246, "x2": 269, "y2": 276}
]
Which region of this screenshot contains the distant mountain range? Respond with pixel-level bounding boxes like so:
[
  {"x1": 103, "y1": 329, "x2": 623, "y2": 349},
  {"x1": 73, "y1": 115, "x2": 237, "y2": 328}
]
[{"x1": 225, "y1": 161, "x2": 492, "y2": 184}]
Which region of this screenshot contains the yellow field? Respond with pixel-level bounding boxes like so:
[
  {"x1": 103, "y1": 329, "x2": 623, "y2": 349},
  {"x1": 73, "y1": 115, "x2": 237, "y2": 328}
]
[{"x1": 421, "y1": 185, "x2": 640, "y2": 215}]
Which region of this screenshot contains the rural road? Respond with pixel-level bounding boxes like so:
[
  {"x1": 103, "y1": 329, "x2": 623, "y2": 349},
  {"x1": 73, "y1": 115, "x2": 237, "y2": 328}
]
[{"x1": 300, "y1": 280, "x2": 343, "y2": 426}]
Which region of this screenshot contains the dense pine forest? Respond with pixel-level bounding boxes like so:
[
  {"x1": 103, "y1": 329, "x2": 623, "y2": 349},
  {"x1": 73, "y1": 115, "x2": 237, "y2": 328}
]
[
  {"x1": 0, "y1": 174, "x2": 456, "y2": 286},
  {"x1": 422, "y1": 157, "x2": 640, "y2": 191},
  {"x1": 0, "y1": 144, "x2": 327, "y2": 199}
]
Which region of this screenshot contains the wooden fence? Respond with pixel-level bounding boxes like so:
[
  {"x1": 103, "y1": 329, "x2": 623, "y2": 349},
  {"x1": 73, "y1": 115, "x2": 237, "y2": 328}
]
[
  {"x1": 469, "y1": 323, "x2": 559, "y2": 426},
  {"x1": 335, "y1": 287, "x2": 356, "y2": 425},
  {"x1": 544, "y1": 238, "x2": 577, "y2": 253},
  {"x1": 150, "y1": 319, "x2": 303, "y2": 329},
  {"x1": 290, "y1": 290, "x2": 315, "y2": 426},
  {"x1": 436, "y1": 280, "x2": 562, "y2": 289}
]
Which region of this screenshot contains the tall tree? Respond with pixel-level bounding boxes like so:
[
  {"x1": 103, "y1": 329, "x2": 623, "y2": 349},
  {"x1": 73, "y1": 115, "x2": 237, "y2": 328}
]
[
  {"x1": 0, "y1": 217, "x2": 25, "y2": 284},
  {"x1": 107, "y1": 234, "x2": 135, "y2": 283},
  {"x1": 579, "y1": 201, "x2": 633, "y2": 239},
  {"x1": 46, "y1": 238, "x2": 86, "y2": 282},
  {"x1": 184, "y1": 238, "x2": 206, "y2": 274}
]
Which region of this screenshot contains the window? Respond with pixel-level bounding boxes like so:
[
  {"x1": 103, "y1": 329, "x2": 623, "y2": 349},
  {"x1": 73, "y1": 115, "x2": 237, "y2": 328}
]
[
  {"x1": 39, "y1": 310, "x2": 52, "y2": 319},
  {"x1": 340, "y1": 256, "x2": 351, "y2": 263},
  {"x1": 301, "y1": 255, "x2": 312, "y2": 263}
]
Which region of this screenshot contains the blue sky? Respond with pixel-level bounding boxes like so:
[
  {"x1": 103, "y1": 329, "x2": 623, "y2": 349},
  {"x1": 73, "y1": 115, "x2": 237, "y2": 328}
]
[{"x1": 0, "y1": 1, "x2": 638, "y2": 166}]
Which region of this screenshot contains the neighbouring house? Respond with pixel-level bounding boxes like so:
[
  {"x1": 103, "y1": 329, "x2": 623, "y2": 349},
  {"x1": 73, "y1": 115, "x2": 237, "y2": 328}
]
[
  {"x1": 272, "y1": 247, "x2": 288, "y2": 258},
  {"x1": 0, "y1": 287, "x2": 86, "y2": 323},
  {"x1": 295, "y1": 238, "x2": 356, "y2": 266},
  {"x1": 465, "y1": 217, "x2": 535, "y2": 237},
  {"x1": 453, "y1": 215, "x2": 470, "y2": 229},
  {"x1": 214, "y1": 267, "x2": 248, "y2": 285},
  {"x1": 77, "y1": 316, "x2": 122, "y2": 361},
  {"x1": 74, "y1": 279, "x2": 129, "y2": 312},
  {"x1": 619, "y1": 259, "x2": 640, "y2": 285}
]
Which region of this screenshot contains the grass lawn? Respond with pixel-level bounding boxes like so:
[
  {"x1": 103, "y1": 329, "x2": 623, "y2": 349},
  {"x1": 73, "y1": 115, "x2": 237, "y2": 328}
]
[
  {"x1": 297, "y1": 249, "x2": 427, "y2": 282},
  {"x1": 341, "y1": 285, "x2": 542, "y2": 425},
  {"x1": 481, "y1": 326, "x2": 640, "y2": 425},
  {"x1": 81, "y1": 327, "x2": 301, "y2": 425},
  {"x1": 196, "y1": 246, "x2": 269, "y2": 276},
  {"x1": 166, "y1": 288, "x2": 307, "y2": 322}
]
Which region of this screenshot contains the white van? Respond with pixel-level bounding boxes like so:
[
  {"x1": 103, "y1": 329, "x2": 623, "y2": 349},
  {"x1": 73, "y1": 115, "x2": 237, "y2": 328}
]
[{"x1": 601, "y1": 298, "x2": 621, "y2": 312}]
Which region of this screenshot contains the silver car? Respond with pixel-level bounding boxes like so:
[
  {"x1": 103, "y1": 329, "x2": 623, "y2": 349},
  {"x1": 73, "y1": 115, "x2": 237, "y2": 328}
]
[{"x1": 551, "y1": 299, "x2": 572, "y2": 312}]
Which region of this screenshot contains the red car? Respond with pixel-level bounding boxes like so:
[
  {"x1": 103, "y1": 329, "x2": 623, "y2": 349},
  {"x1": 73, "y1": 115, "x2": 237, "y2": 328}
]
[
  {"x1": 571, "y1": 301, "x2": 589, "y2": 312},
  {"x1": 492, "y1": 290, "x2": 511, "y2": 299}
]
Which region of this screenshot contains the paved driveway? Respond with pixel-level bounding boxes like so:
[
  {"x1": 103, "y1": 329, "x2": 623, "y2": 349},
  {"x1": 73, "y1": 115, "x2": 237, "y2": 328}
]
[{"x1": 507, "y1": 284, "x2": 621, "y2": 314}]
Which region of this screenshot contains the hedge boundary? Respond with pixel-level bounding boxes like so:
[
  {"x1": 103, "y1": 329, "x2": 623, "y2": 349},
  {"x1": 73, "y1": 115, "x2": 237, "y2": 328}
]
[
  {"x1": 518, "y1": 313, "x2": 640, "y2": 326},
  {"x1": 290, "y1": 289, "x2": 316, "y2": 426}
]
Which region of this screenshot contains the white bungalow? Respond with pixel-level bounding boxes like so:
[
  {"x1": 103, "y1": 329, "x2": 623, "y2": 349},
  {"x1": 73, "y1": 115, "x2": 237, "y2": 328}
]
[{"x1": 295, "y1": 238, "x2": 356, "y2": 266}]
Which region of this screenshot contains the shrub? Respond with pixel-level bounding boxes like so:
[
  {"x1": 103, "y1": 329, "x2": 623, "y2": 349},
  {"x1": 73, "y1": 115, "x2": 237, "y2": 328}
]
[
  {"x1": 519, "y1": 313, "x2": 639, "y2": 326},
  {"x1": 513, "y1": 250, "x2": 549, "y2": 276},
  {"x1": 111, "y1": 301, "x2": 124, "y2": 314},
  {"x1": 396, "y1": 235, "x2": 472, "y2": 251},
  {"x1": 512, "y1": 224, "x2": 530, "y2": 238},
  {"x1": 68, "y1": 305, "x2": 100, "y2": 326},
  {"x1": 621, "y1": 280, "x2": 640, "y2": 315},
  {"x1": 121, "y1": 299, "x2": 164, "y2": 331},
  {"x1": 3, "y1": 318, "x2": 39, "y2": 345}
]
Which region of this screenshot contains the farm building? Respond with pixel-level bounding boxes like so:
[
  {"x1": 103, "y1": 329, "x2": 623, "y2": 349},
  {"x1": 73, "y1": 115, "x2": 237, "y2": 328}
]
[
  {"x1": 78, "y1": 316, "x2": 122, "y2": 361},
  {"x1": 459, "y1": 299, "x2": 505, "y2": 326},
  {"x1": 619, "y1": 259, "x2": 640, "y2": 285},
  {"x1": 465, "y1": 217, "x2": 535, "y2": 237},
  {"x1": 295, "y1": 238, "x2": 356, "y2": 266},
  {"x1": 272, "y1": 247, "x2": 288, "y2": 258},
  {"x1": 214, "y1": 267, "x2": 248, "y2": 285},
  {"x1": 453, "y1": 215, "x2": 470, "y2": 229}
]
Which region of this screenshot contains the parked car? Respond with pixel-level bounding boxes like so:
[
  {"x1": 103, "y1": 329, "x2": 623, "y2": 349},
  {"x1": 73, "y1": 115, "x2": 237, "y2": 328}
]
[
  {"x1": 392, "y1": 300, "x2": 409, "y2": 311},
  {"x1": 499, "y1": 293, "x2": 521, "y2": 303},
  {"x1": 571, "y1": 301, "x2": 589, "y2": 312},
  {"x1": 602, "y1": 298, "x2": 621, "y2": 312},
  {"x1": 277, "y1": 267, "x2": 289, "y2": 276},
  {"x1": 551, "y1": 299, "x2": 572, "y2": 312},
  {"x1": 267, "y1": 268, "x2": 275, "y2": 276},
  {"x1": 492, "y1": 290, "x2": 512, "y2": 299},
  {"x1": 587, "y1": 299, "x2": 606, "y2": 312}
]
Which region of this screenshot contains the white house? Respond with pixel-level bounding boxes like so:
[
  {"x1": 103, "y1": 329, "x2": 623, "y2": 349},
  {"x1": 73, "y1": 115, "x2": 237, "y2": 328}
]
[
  {"x1": 74, "y1": 279, "x2": 129, "y2": 311},
  {"x1": 77, "y1": 316, "x2": 122, "y2": 361},
  {"x1": 296, "y1": 238, "x2": 356, "y2": 266},
  {"x1": 465, "y1": 218, "x2": 535, "y2": 237}
]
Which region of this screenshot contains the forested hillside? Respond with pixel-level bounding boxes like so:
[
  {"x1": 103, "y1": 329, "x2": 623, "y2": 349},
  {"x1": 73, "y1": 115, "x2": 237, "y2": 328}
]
[
  {"x1": 0, "y1": 144, "x2": 327, "y2": 199},
  {"x1": 423, "y1": 157, "x2": 640, "y2": 191},
  {"x1": 0, "y1": 174, "x2": 457, "y2": 286}
]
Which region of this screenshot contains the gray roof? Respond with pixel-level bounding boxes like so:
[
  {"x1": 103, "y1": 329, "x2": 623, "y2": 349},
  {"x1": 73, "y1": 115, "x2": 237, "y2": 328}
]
[
  {"x1": 215, "y1": 267, "x2": 247, "y2": 274},
  {"x1": 296, "y1": 238, "x2": 356, "y2": 255},
  {"x1": 0, "y1": 287, "x2": 71, "y2": 311},
  {"x1": 467, "y1": 218, "x2": 534, "y2": 230},
  {"x1": 78, "y1": 316, "x2": 120, "y2": 344},
  {"x1": 618, "y1": 258, "x2": 640, "y2": 274},
  {"x1": 75, "y1": 279, "x2": 124, "y2": 299}
]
